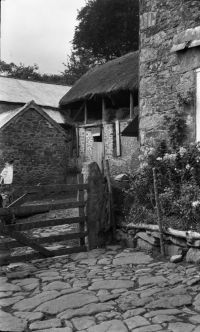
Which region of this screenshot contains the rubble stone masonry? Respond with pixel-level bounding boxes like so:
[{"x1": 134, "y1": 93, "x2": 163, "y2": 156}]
[
  {"x1": 0, "y1": 108, "x2": 71, "y2": 186},
  {"x1": 139, "y1": 0, "x2": 200, "y2": 145},
  {"x1": 78, "y1": 122, "x2": 139, "y2": 176}
]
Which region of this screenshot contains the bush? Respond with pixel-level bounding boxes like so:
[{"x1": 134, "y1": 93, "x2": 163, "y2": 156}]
[{"x1": 124, "y1": 141, "x2": 200, "y2": 231}]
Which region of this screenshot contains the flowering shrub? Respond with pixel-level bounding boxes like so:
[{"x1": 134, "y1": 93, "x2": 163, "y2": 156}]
[{"x1": 125, "y1": 140, "x2": 200, "y2": 231}]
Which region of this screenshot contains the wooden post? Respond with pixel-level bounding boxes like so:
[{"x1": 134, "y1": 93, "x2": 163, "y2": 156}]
[
  {"x1": 102, "y1": 97, "x2": 106, "y2": 122},
  {"x1": 84, "y1": 102, "x2": 87, "y2": 124},
  {"x1": 77, "y1": 174, "x2": 85, "y2": 246},
  {"x1": 115, "y1": 120, "x2": 121, "y2": 156},
  {"x1": 153, "y1": 168, "x2": 165, "y2": 257},
  {"x1": 86, "y1": 162, "x2": 104, "y2": 249},
  {"x1": 76, "y1": 126, "x2": 79, "y2": 157},
  {"x1": 104, "y1": 159, "x2": 115, "y2": 235},
  {"x1": 130, "y1": 92, "x2": 134, "y2": 119}
]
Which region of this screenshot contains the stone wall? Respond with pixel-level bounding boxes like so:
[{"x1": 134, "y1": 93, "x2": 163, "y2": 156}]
[
  {"x1": 0, "y1": 107, "x2": 71, "y2": 186},
  {"x1": 116, "y1": 225, "x2": 200, "y2": 263},
  {"x1": 139, "y1": 0, "x2": 200, "y2": 145},
  {"x1": 78, "y1": 121, "x2": 139, "y2": 177}
]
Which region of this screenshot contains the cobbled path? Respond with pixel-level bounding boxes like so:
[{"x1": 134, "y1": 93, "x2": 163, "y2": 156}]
[{"x1": 1, "y1": 246, "x2": 200, "y2": 331}]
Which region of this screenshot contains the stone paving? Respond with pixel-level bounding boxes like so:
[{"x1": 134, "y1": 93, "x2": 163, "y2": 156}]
[{"x1": 1, "y1": 246, "x2": 200, "y2": 331}]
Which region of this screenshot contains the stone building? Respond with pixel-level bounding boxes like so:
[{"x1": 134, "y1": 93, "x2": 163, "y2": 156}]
[
  {"x1": 60, "y1": 52, "x2": 139, "y2": 176},
  {"x1": 0, "y1": 77, "x2": 73, "y2": 186},
  {"x1": 139, "y1": 0, "x2": 200, "y2": 145}
]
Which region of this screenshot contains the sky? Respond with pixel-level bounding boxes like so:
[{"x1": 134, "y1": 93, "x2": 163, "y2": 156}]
[{"x1": 1, "y1": 0, "x2": 86, "y2": 74}]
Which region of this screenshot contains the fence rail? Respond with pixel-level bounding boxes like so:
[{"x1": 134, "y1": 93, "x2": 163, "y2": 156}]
[
  {"x1": 0, "y1": 178, "x2": 88, "y2": 263},
  {"x1": 0, "y1": 161, "x2": 116, "y2": 265}
]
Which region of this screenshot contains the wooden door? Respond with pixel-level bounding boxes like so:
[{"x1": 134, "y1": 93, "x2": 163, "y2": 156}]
[{"x1": 93, "y1": 142, "x2": 103, "y2": 170}]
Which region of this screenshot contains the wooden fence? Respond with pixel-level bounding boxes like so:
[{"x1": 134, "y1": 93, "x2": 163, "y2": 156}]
[
  {"x1": 0, "y1": 162, "x2": 115, "y2": 264},
  {"x1": 0, "y1": 175, "x2": 88, "y2": 263}
]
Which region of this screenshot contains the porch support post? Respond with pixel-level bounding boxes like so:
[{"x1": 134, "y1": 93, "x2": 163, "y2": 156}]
[
  {"x1": 84, "y1": 102, "x2": 87, "y2": 124},
  {"x1": 102, "y1": 97, "x2": 106, "y2": 122},
  {"x1": 130, "y1": 92, "x2": 134, "y2": 119}
]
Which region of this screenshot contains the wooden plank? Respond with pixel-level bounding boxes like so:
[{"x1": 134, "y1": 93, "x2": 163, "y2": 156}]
[
  {"x1": 7, "y1": 231, "x2": 53, "y2": 257},
  {"x1": 0, "y1": 200, "x2": 86, "y2": 217},
  {"x1": 77, "y1": 174, "x2": 86, "y2": 246},
  {"x1": 39, "y1": 232, "x2": 87, "y2": 244},
  {"x1": 7, "y1": 246, "x2": 87, "y2": 263},
  {"x1": 81, "y1": 122, "x2": 102, "y2": 128},
  {"x1": 115, "y1": 120, "x2": 121, "y2": 156},
  {"x1": 0, "y1": 232, "x2": 88, "y2": 249},
  {"x1": 14, "y1": 184, "x2": 88, "y2": 194},
  {"x1": 2, "y1": 217, "x2": 85, "y2": 232}
]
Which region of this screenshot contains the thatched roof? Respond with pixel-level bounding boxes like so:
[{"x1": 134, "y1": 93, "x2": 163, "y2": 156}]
[
  {"x1": 0, "y1": 77, "x2": 71, "y2": 108},
  {"x1": 60, "y1": 51, "x2": 138, "y2": 107}
]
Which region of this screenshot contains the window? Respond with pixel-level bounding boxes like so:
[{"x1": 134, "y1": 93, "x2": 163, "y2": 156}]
[{"x1": 196, "y1": 69, "x2": 200, "y2": 142}]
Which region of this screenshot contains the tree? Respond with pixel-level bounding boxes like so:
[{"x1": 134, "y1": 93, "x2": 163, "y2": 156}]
[
  {"x1": 73, "y1": 0, "x2": 139, "y2": 62},
  {"x1": 62, "y1": 49, "x2": 100, "y2": 85},
  {"x1": 0, "y1": 60, "x2": 70, "y2": 85},
  {"x1": 62, "y1": 0, "x2": 139, "y2": 84},
  {"x1": 0, "y1": 61, "x2": 41, "y2": 80}
]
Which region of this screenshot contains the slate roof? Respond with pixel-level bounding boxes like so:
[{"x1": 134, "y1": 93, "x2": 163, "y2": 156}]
[
  {"x1": 0, "y1": 76, "x2": 71, "y2": 108},
  {"x1": 0, "y1": 101, "x2": 71, "y2": 136}
]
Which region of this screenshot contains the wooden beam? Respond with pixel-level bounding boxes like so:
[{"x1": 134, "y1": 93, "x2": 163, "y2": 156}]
[
  {"x1": 130, "y1": 92, "x2": 134, "y2": 119},
  {"x1": 7, "y1": 193, "x2": 28, "y2": 208},
  {"x1": 0, "y1": 232, "x2": 88, "y2": 249},
  {"x1": 0, "y1": 200, "x2": 86, "y2": 217},
  {"x1": 6, "y1": 246, "x2": 87, "y2": 263},
  {"x1": 79, "y1": 122, "x2": 102, "y2": 128},
  {"x1": 7, "y1": 231, "x2": 53, "y2": 257},
  {"x1": 1, "y1": 217, "x2": 86, "y2": 232},
  {"x1": 14, "y1": 183, "x2": 88, "y2": 194},
  {"x1": 72, "y1": 103, "x2": 85, "y2": 122}
]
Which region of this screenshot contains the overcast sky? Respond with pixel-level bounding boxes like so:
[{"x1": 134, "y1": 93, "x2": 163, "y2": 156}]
[{"x1": 1, "y1": 0, "x2": 86, "y2": 74}]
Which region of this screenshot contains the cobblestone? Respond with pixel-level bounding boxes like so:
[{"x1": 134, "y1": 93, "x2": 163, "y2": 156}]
[{"x1": 1, "y1": 246, "x2": 200, "y2": 331}]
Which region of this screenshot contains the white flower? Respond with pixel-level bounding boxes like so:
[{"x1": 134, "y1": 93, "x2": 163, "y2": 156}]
[
  {"x1": 186, "y1": 164, "x2": 190, "y2": 170},
  {"x1": 179, "y1": 147, "x2": 187, "y2": 157},
  {"x1": 138, "y1": 154, "x2": 145, "y2": 161},
  {"x1": 163, "y1": 153, "x2": 176, "y2": 161},
  {"x1": 156, "y1": 157, "x2": 162, "y2": 161},
  {"x1": 192, "y1": 201, "x2": 200, "y2": 208},
  {"x1": 196, "y1": 142, "x2": 200, "y2": 152},
  {"x1": 148, "y1": 147, "x2": 155, "y2": 155},
  {"x1": 140, "y1": 162, "x2": 148, "y2": 169}
]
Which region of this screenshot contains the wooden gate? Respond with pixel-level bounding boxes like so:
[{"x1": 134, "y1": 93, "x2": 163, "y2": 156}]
[{"x1": 0, "y1": 175, "x2": 88, "y2": 263}]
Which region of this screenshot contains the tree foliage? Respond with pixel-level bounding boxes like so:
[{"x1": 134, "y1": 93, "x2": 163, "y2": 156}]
[
  {"x1": 0, "y1": 0, "x2": 139, "y2": 85},
  {"x1": 62, "y1": 49, "x2": 98, "y2": 85},
  {"x1": 73, "y1": 0, "x2": 139, "y2": 62},
  {"x1": 0, "y1": 60, "x2": 70, "y2": 85},
  {"x1": 62, "y1": 0, "x2": 139, "y2": 84}
]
